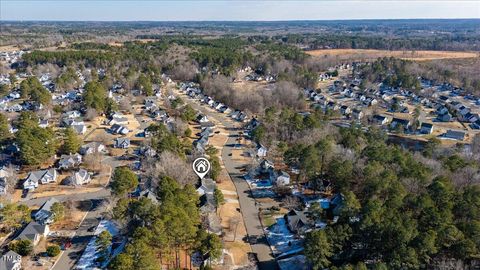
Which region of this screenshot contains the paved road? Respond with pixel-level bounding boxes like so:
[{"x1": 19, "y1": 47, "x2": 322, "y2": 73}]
[
  {"x1": 23, "y1": 189, "x2": 110, "y2": 207},
  {"x1": 51, "y1": 199, "x2": 106, "y2": 270},
  {"x1": 178, "y1": 93, "x2": 278, "y2": 270}
]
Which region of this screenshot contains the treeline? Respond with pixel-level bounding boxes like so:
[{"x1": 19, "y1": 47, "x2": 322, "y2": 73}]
[
  {"x1": 356, "y1": 57, "x2": 421, "y2": 90},
  {"x1": 22, "y1": 50, "x2": 118, "y2": 67},
  {"x1": 299, "y1": 127, "x2": 479, "y2": 269},
  {"x1": 277, "y1": 34, "x2": 480, "y2": 51},
  {"x1": 256, "y1": 42, "x2": 308, "y2": 62},
  {"x1": 70, "y1": 42, "x2": 113, "y2": 50},
  {"x1": 249, "y1": 105, "x2": 480, "y2": 268}
]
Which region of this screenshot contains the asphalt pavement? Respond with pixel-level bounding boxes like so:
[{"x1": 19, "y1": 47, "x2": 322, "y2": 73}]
[{"x1": 180, "y1": 94, "x2": 278, "y2": 270}]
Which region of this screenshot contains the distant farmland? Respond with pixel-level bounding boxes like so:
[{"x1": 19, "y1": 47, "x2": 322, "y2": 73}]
[{"x1": 306, "y1": 49, "x2": 479, "y2": 61}]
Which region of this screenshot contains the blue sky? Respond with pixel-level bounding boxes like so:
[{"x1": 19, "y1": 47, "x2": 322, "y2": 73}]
[{"x1": 1, "y1": 1, "x2": 479, "y2": 21}]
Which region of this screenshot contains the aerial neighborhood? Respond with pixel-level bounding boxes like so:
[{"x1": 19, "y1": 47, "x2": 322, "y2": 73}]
[{"x1": 0, "y1": 17, "x2": 479, "y2": 270}]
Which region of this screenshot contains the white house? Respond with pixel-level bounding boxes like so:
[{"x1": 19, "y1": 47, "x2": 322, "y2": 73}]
[
  {"x1": 80, "y1": 142, "x2": 106, "y2": 155},
  {"x1": 64, "y1": 110, "x2": 81, "y2": 119},
  {"x1": 107, "y1": 113, "x2": 128, "y2": 125},
  {"x1": 23, "y1": 169, "x2": 58, "y2": 190},
  {"x1": 274, "y1": 171, "x2": 290, "y2": 186},
  {"x1": 197, "y1": 115, "x2": 209, "y2": 123},
  {"x1": 372, "y1": 115, "x2": 389, "y2": 125},
  {"x1": 33, "y1": 198, "x2": 59, "y2": 224},
  {"x1": 69, "y1": 169, "x2": 91, "y2": 185},
  {"x1": 58, "y1": 153, "x2": 82, "y2": 170},
  {"x1": 256, "y1": 144, "x2": 268, "y2": 157},
  {"x1": 110, "y1": 124, "x2": 130, "y2": 135}
]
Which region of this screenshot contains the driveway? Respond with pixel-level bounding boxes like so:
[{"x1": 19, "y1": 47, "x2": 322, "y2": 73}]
[{"x1": 51, "y1": 199, "x2": 106, "y2": 270}]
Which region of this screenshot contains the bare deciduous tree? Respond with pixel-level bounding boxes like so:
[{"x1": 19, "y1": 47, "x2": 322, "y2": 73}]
[
  {"x1": 282, "y1": 195, "x2": 301, "y2": 211},
  {"x1": 84, "y1": 108, "x2": 98, "y2": 121},
  {"x1": 171, "y1": 61, "x2": 198, "y2": 81},
  {"x1": 171, "y1": 118, "x2": 188, "y2": 137},
  {"x1": 146, "y1": 151, "x2": 196, "y2": 187}
]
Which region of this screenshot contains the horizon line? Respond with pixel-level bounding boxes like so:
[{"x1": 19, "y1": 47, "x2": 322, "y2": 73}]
[{"x1": 2, "y1": 18, "x2": 480, "y2": 23}]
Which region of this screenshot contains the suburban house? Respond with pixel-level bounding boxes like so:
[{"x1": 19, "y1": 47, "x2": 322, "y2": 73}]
[
  {"x1": 196, "y1": 114, "x2": 209, "y2": 123},
  {"x1": 33, "y1": 198, "x2": 59, "y2": 224},
  {"x1": 72, "y1": 123, "x2": 87, "y2": 135},
  {"x1": 64, "y1": 110, "x2": 81, "y2": 119},
  {"x1": 0, "y1": 250, "x2": 22, "y2": 270},
  {"x1": 107, "y1": 113, "x2": 129, "y2": 125},
  {"x1": 463, "y1": 112, "x2": 479, "y2": 123},
  {"x1": 196, "y1": 178, "x2": 216, "y2": 196},
  {"x1": 23, "y1": 169, "x2": 58, "y2": 190},
  {"x1": 256, "y1": 144, "x2": 268, "y2": 157},
  {"x1": 110, "y1": 124, "x2": 130, "y2": 135},
  {"x1": 272, "y1": 171, "x2": 290, "y2": 186},
  {"x1": 68, "y1": 169, "x2": 91, "y2": 186},
  {"x1": 390, "y1": 118, "x2": 411, "y2": 131},
  {"x1": 138, "y1": 146, "x2": 157, "y2": 158},
  {"x1": 420, "y1": 123, "x2": 434, "y2": 134},
  {"x1": 260, "y1": 159, "x2": 274, "y2": 173},
  {"x1": 372, "y1": 115, "x2": 389, "y2": 125},
  {"x1": 139, "y1": 189, "x2": 160, "y2": 205},
  {"x1": 437, "y1": 112, "x2": 452, "y2": 122},
  {"x1": 351, "y1": 108, "x2": 364, "y2": 120},
  {"x1": 340, "y1": 105, "x2": 351, "y2": 115},
  {"x1": 285, "y1": 210, "x2": 312, "y2": 234},
  {"x1": 114, "y1": 137, "x2": 130, "y2": 149},
  {"x1": 58, "y1": 153, "x2": 82, "y2": 170},
  {"x1": 15, "y1": 221, "x2": 50, "y2": 246},
  {"x1": 38, "y1": 119, "x2": 49, "y2": 128},
  {"x1": 443, "y1": 130, "x2": 466, "y2": 141},
  {"x1": 80, "y1": 142, "x2": 106, "y2": 155}
]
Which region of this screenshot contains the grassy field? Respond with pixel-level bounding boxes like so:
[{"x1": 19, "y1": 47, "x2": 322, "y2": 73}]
[{"x1": 306, "y1": 49, "x2": 479, "y2": 61}]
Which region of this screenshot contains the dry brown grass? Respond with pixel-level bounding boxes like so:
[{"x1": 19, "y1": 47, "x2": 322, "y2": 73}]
[{"x1": 306, "y1": 49, "x2": 479, "y2": 61}]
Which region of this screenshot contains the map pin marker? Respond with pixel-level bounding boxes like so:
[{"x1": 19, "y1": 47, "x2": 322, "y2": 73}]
[{"x1": 193, "y1": 157, "x2": 211, "y2": 179}]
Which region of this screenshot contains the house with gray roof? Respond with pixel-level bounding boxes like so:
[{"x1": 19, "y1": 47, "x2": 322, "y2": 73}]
[
  {"x1": 285, "y1": 210, "x2": 312, "y2": 234},
  {"x1": 15, "y1": 221, "x2": 49, "y2": 246},
  {"x1": 33, "y1": 198, "x2": 59, "y2": 224},
  {"x1": 71, "y1": 123, "x2": 87, "y2": 135},
  {"x1": 68, "y1": 169, "x2": 91, "y2": 186},
  {"x1": 139, "y1": 190, "x2": 159, "y2": 205},
  {"x1": 420, "y1": 123, "x2": 434, "y2": 134},
  {"x1": 58, "y1": 153, "x2": 82, "y2": 170},
  {"x1": 443, "y1": 130, "x2": 466, "y2": 141},
  {"x1": 110, "y1": 124, "x2": 130, "y2": 135},
  {"x1": 23, "y1": 169, "x2": 57, "y2": 190},
  {"x1": 0, "y1": 250, "x2": 22, "y2": 270},
  {"x1": 80, "y1": 142, "x2": 106, "y2": 155},
  {"x1": 196, "y1": 178, "x2": 216, "y2": 196},
  {"x1": 114, "y1": 137, "x2": 130, "y2": 149}
]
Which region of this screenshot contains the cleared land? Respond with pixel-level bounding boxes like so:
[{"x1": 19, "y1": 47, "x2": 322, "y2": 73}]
[{"x1": 306, "y1": 49, "x2": 479, "y2": 61}]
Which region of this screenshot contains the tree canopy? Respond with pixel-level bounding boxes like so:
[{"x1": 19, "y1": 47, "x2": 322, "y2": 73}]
[{"x1": 15, "y1": 112, "x2": 57, "y2": 165}]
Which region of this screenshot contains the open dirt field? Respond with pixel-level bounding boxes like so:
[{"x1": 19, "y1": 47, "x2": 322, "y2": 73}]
[{"x1": 306, "y1": 49, "x2": 479, "y2": 61}]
